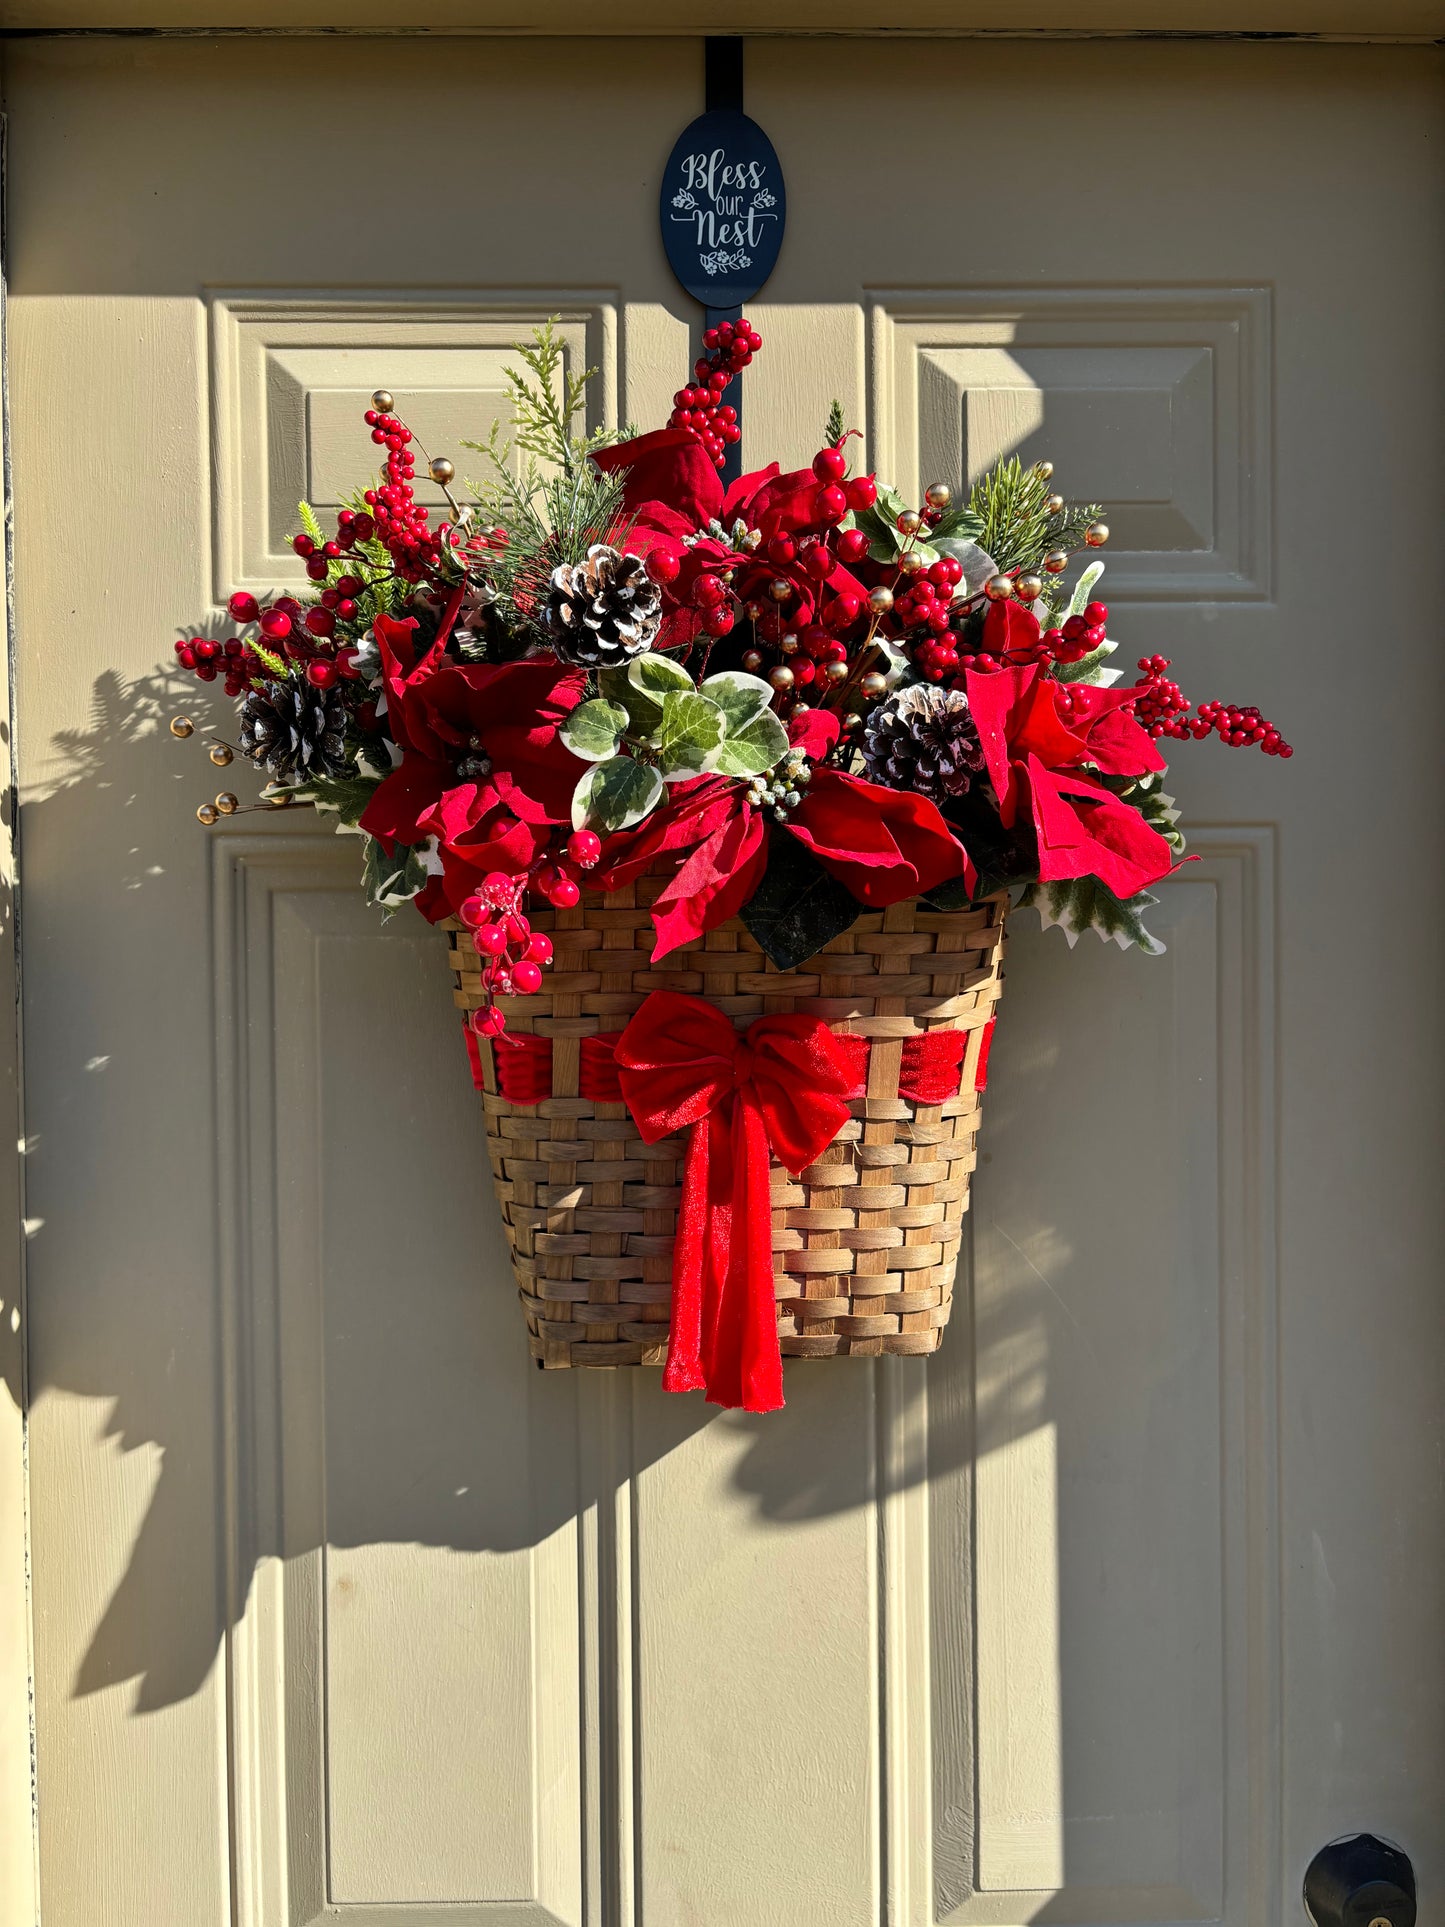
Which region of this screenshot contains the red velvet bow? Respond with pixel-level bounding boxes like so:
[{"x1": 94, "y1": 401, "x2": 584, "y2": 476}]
[{"x1": 613, "y1": 990, "x2": 854, "y2": 1412}]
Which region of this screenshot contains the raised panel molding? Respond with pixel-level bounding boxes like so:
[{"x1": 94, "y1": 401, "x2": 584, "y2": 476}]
[
  {"x1": 210, "y1": 829, "x2": 609, "y2": 1927},
  {"x1": 208, "y1": 293, "x2": 618, "y2": 602},
  {"x1": 868, "y1": 290, "x2": 1272, "y2": 601},
  {"x1": 207, "y1": 823, "x2": 1278, "y2": 1927},
  {"x1": 877, "y1": 832, "x2": 1280, "y2": 1927}
]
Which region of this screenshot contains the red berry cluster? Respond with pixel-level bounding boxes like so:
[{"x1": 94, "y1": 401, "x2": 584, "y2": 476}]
[
  {"x1": 1041, "y1": 601, "x2": 1109, "y2": 667},
  {"x1": 895, "y1": 561, "x2": 969, "y2": 681},
  {"x1": 1192, "y1": 698, "x2": 1292, "y2": 755},
  {"x1": 808, "y1": 444, "x2": 875, "y2": 526},
  {"x1": 174, "y1": 632, "x2": 258, "y2": 694},
  {"x1": 460, "y1": 831, "x2": 603, "y2": 1036},
  {"x1": 362, "y1": 406, "x2": 442, "y2": 581},
  {"x1": 1130, "y1": 656, "x2": 1292, "y2": 756},
  {"x1": 666, "y1": 318, "x2": 761, "y2": 468}
]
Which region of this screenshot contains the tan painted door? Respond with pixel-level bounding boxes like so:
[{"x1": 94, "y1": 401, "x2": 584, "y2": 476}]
[{"x1": 7, "y1": 32, "x2": 1443, "y2": 1927}]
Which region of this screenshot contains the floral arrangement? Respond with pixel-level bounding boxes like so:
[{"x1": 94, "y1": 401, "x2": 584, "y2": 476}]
[{"x1": 170, "y1": 319, "x2": 1290, "y2": 1037}]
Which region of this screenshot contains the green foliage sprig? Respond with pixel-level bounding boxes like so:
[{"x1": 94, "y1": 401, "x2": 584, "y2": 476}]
[
  {"x1": 968, "y1": 456, "x2": 1101, "y2": 577},
  {"x1": 459, "y1": 321, "x2": 636, "y2": 648}
]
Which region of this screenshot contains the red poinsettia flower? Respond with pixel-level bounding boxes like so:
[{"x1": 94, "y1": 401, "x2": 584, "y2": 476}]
[
  {"x1": 1059, "y1": 682, "x2": 1168, "y2": 781},
  {"x1": 358, "y1": 616, "x2": 588, "y2": 919},
  {"x1": 788, "y1": 769, "x2": 973, "y2": 907},
  {"x1": 590, "y1": 752, "x2": 972, "y2": 961},
  {"x1": 592, "y1": 433, "x2": 866, "y2": 643},
  {"x1": 979, "y1": 598, "x2": 1045, "y2": 665},
  {"x1": 1025, "y1": 757, "x2": 1176, "y2": 901},
  {"x1": 965, "y1": 662, "x2": 1174, "y2": 898}
]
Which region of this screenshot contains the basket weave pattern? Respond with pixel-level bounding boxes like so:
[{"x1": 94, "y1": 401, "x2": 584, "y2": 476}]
[{"x1": 448, "y1": 882, "x2": 1006, "y2": 1369}]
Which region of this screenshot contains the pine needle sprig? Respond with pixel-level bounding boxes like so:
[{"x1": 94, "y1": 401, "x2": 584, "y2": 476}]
[
  {"x1": 968, "y1": 456, "x2": 1102, "y2": 577},
  {"x1": 454, "y1": 318, "x2": 639, "y2": 640}
]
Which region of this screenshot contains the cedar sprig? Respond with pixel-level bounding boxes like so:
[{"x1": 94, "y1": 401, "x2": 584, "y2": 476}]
[{"x1": 968, "y1": 456, "x2": 1102, "y2": 577}]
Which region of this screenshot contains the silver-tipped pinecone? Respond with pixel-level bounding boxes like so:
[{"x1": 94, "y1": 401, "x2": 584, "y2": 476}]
[
  {"x1": 862, "y1": 682, "x2": 985, "y2": 802},
  {"x1": 544, "y1": 545, "x2": 661, "y2": 668},
  {"x1": 238, "y1": 677, "x2": 347, "y2": 782}
]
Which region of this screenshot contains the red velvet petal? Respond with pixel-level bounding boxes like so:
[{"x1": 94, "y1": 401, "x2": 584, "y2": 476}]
[
  {"x1": 591, "y1": 427, "x2": 724, "y2": 527},
  {"x1": 787, "y1": 708, "x2": 841, "y2": 760},
  {"x1": 1024, "y1": 756, "x2": 1175, "y2": 899},
  {"x1": 789, "y1": 770, "x2": 971, "y2": 906},
  {"x1": 358, "y1": 755, "x2": 448, "y2": 849},
  {"x1": 650, "y1": 807, "x2": 769, "y2": 960},
  {"x1": 1064, "y1": 685, "x2": 1168, "y2": 778}
]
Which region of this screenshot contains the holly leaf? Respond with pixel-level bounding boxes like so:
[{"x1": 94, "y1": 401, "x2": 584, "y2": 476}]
[
  {"x1": 654, "y1": 690, "x2": 726, "y2": 781},
  {"x1": 571, "y1": 754, "x2": 664, "y2": 832},
  {"x1": 739, "y1": 830, "x2": 861, "y2": 969},
  {"x1": 1136, "y1": 785, "x2": 1186, "y2": 856},
  {"x1": 1017, "y1": 876, "x2": 1167, "y2": 955},
  {"x1": 711, "y1": 705, "x2": 789, "y2": 779},
  {"x1": 291, "y1": 770, "x2": 380, "y2": 829},
  {"x1": 361, "y1": 834, "x2": 429, "y2": 910},
  {"x1": 700, "y1": 669, "x2": 771, "y2": 735},
  {"x1": 562, "y1": 697, "x2": 629, "y2": 763}
]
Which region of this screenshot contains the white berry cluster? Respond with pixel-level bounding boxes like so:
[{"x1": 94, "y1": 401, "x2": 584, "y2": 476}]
[{"x1": 745, "y1": 749, "x2": 812, "y2": 823}]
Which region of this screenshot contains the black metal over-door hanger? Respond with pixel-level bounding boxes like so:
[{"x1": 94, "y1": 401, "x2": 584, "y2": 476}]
[{"x1": 659, "y1": 37, "x2": 787, "y2": 483}]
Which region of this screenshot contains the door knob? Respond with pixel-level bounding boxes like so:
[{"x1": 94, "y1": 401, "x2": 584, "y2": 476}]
[{"x1": 1304, "y1": 1834, "x2": 1416, "y2": 1927}]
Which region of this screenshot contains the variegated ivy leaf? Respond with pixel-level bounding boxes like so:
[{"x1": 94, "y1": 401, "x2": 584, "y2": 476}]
[
  {"x1": 571, "y1": 754, "x2": 664, "y2": 833},
  {"x1": 1017, "y1": 877, "x2": 1167, "y2": 956},
  {"x1": 624, "y1": 651, "x2": 695, "y2": 733},
  {"x1": 712, "y1": 705, "x2": 789, "y2": 780},
  {"x1": 561, "y1": 697, "x2": 629, "y2": 763},
  {"x1": 858, "y1": 485, "x2": 940, "y2": 567},
  {"x1": 654, "y1": 690, "x2": 727, "y2": 781},
  {"x1": 596, "y1": 652, "x2": 694, "y2": 736},
  {"x1": 699, "y1": 669, "x2": 771, "y2": 736}
]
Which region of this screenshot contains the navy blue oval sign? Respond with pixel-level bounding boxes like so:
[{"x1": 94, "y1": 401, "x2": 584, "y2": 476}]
[{"x1": 660, "y1": 109, "x2": 786, "y2": 308}]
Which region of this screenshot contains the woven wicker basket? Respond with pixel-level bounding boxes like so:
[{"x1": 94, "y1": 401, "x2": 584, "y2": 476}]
[{"x1": 447, "y1": 879, "x2": 1006, "y2": 1370}]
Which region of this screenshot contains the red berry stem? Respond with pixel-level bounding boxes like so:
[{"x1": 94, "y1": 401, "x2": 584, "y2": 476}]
[{"x1": 666, "y1": 317, "x2": 761, "y2": 470}]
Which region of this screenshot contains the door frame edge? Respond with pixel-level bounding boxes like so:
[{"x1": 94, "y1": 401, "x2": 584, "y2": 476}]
[{"x1": 0, "y1": 90, "x2": 40, "y2": 1927}]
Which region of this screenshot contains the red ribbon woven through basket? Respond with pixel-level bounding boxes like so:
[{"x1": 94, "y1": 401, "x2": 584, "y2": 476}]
[
  {"x1": 465, "y1": 996, "x2": 997, "y2": 1412},
  {"x1": 474, "y1": 1020, "x2": 994, "y2": 1107}
]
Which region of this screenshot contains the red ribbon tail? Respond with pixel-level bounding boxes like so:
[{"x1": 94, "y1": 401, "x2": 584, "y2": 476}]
[
  {"x1": 698, "y1": 1090, "x2": 784, "y2": 1413},
  {"x1": 660, "y1": 1115, "x2": 709, "y2": 1395}
]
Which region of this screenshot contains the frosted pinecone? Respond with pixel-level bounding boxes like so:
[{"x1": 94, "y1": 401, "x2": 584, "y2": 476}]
[
  {"x1": 238, "y1": 677, "x2": 347, "y2": 782},
  {"x1": 862, "y1": 682, "x2": 985, "y2": 802},
  {"x1": 544, "y1": 545, "x2": 661, "y2": 668}
]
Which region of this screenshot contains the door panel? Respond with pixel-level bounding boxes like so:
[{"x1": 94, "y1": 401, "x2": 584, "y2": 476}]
[{"x1": 7, "y1": 34, "x2": 1442, "y2": 1927}]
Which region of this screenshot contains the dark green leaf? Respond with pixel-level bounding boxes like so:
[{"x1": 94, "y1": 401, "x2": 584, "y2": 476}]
[
  {"x1": 297, "y1": 770, "x2": 381, "y2": 829},
  {"x1": 738, "y1": 831, "x2": 861, "y2": 970},
  {"x1": 925, "y1": 506, "x2": 984, "y2": 543}
]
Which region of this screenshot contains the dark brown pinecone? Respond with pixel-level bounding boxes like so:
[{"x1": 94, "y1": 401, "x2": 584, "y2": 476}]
[
  {"x1": 238, "y1": 677, "x2": 348, "y2": 782},
  {"x1": 544, "y1": 544, "x2": 661, "y2": 668},
  {"x1": 862, "y1": 682, "x2": 986, "y2": 802}
]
